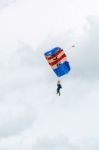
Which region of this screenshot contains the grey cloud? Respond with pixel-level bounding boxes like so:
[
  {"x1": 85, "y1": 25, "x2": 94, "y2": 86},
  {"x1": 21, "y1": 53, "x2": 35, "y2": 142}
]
[
  {"x1": 70, "y1": 16, "x2": 99, "y2": 80},
  {"x1": 78, "y1": 138, "x2": 99, "y2": 150},
  {"x1": 0, "y1": 41, "x2": 42, "y2": 138},
  {"x1": 33, "y1": 136, "x2": 99, "y2": 150},
  {"x1": 0, "y1": 41, "x2": 43, "y2": 92},
  {"x1": 0, "y1": 103, "x2": 34, "y2": 138},
  {"x1": 33, "y1": 136, "x2": 78, "y2": 150},
  {"x1": 0, "y1": 0, "x2": 16, "y2": 10}
]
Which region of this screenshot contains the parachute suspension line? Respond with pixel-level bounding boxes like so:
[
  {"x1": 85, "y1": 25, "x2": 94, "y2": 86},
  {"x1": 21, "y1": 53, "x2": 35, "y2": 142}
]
[
  {"x1": 57, "y1": 76, "x2": 61, "y2": 84},
  {"x1": 57, "y1": 79, "x2": 60, "y2": 84}
]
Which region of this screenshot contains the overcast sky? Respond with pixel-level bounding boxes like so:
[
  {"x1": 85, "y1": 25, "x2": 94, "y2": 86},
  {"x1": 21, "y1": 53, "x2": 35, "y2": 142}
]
[{"x1": 0, "y1": 0, "x2": 99, "y2": 150}]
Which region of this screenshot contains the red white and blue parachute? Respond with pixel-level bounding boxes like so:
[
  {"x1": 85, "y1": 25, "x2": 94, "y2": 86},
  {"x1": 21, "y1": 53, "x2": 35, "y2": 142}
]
[{"x1": 44, "y1": 47, "x2": 70, "y2": 77}]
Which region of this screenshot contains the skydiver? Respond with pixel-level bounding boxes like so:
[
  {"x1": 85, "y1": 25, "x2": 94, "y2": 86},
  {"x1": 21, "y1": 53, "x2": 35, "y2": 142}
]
[{"x1": 56, "y1": 80, "x2": 62, "y2": 96}]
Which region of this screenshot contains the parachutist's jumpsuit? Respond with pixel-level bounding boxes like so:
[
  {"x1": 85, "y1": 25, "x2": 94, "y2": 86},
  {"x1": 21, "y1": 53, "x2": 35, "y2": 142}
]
[{"x1": 57, "y1": 82, "x2": 62, "y2": 96}]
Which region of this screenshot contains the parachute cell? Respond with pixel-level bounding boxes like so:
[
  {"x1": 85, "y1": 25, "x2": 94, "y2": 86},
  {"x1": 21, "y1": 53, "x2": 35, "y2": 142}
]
[{"x1": 44, "y1": 47, "x2": 70, "y2": 77}]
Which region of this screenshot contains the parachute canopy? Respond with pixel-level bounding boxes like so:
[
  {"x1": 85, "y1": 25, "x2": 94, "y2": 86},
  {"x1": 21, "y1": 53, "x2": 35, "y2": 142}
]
[{"x1": 44, "y1": 47, "x2": 70, "y2": 77}]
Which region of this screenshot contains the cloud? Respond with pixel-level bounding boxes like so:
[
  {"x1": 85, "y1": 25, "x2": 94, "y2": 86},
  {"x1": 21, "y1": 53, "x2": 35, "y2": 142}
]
[
  {"x1": 69, "y1": 15, "x2": 99, "y2": 80},
  {"x1": 0, "y1": 41, "x2": 37, "y2": 138},
  {"x1": 33, "y1": 136, "x2": 99, "y2": 150},
  {"x1": 0, "y1": 102, "x2": 34, "y2": 138},
  {"x1": 33, "y1": 136, "x2": 78, "y2": 150},
  {"x1": 0, "y1": 0, "x2": 16, "y2": 10}
]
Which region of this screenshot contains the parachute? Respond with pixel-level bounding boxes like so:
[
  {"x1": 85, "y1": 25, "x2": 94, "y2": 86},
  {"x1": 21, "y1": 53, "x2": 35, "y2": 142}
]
[{"x1": 44, "y1": 47, "x2": 70, "y2": 77}]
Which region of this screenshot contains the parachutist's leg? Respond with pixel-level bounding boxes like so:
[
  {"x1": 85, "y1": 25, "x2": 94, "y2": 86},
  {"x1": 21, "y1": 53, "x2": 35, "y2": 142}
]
[
  {"x1": 59, "y1": 90, "x2": 60, "y2": 96},
  {"x1": 57, "y1": 88, "x2": 61, "y2": 96},
  {"x1": 57, "y1": 88, "x2": 59, "y2": 94}
]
